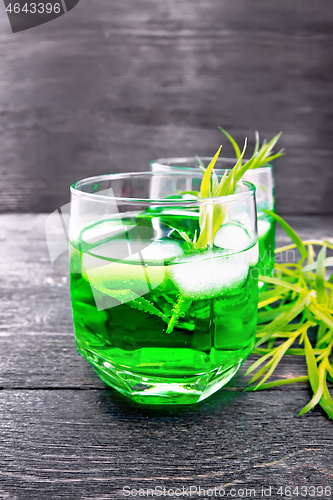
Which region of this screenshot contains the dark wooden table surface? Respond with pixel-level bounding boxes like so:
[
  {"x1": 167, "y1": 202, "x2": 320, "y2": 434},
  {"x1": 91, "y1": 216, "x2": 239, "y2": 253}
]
[{"x1": 0, "y1": 214, "x2": 332, "y2": 500}]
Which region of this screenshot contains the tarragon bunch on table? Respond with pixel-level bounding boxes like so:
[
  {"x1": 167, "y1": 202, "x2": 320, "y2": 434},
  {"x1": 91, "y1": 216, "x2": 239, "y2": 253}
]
[{"x1": 246, "y1": 211, "x2": 333, "y2": 419}]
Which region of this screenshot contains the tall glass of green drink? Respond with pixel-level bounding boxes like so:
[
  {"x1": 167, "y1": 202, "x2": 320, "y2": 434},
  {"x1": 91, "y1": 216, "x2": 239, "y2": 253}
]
[
  {"x1": 243, "y1": 165, "x2": 275, "y2": 278},
  {"x1": 151, "y1": 158, "x2": 275, "y2": 280},
  {"x1": 69, "y1": 171, "x2": 258, "y2": 404}
]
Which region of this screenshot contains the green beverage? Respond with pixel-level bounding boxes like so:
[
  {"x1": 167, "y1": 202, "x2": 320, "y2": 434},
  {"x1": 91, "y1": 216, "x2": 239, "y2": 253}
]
[
  {"x1": 70, "y1": 213, "x2": 258, "y2": 405},
  {"x1": 257, "y1": 205, "x2": 276, "y2": 278}
]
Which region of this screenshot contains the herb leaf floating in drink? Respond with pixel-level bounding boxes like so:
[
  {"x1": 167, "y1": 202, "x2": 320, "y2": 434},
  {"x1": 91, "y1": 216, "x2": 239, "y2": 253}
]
[{"x1": 245, "y1": 211, "x2": 333, "y2": 419}]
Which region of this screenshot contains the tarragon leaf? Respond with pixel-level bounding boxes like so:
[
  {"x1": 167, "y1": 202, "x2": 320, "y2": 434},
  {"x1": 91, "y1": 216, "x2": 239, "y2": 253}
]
[
  {"x1": 299, "y1": 357, "x2": 325, "y2": 416},
  {"x1": 129, "y1": 296, "x2": 170, "y2": 323},
  {"x1": 256, "y1": 293, "x2": 311, "y2": 346},
  {"x1": 195, "y1": 155, "x2": 206, "y2": 172},
  {"x1": 302, "y1": 257, "x2": 333, "y2": 272},
  {"x1": 264, "y1": 150, "x2": 285, "y2": 163},
  {"x1": 262, "y1": 210, "x2": 308, "y2": 263},
  {"x1": 200, "y1": 146, "x2": 222, "y2": 198},
  {"x1": 315, "y1": 246, "x2": 327, "y2": 304},
  {"x1": 218, "y1": 127, "x2": 241, "y2": 159},
  {"x1": 245, "y1": 376, "x2": 309, "y2": 391},
  {"x1": 253, "y1": 131, "x2": 260, "y2": 156},
  {"x1": 166, "y1": 296, "x2": 192, "y2": 334}
]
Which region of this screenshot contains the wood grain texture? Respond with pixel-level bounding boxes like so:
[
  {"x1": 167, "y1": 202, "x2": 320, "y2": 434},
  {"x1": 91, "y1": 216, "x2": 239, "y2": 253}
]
[
  {"x1": 0, "y1": 389, "x2": 332, "y2": 500},
  {"x1": 0, "y1": 214, "x2": 332, "y2": 498},
  {"x1": 0, "y1": 1, "x2": 333, "y2": 214}
]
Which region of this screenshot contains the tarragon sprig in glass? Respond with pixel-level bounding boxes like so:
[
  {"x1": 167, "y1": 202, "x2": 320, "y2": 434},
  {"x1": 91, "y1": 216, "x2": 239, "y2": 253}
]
[
  {"x1": 177, "y1": 138, "x2": 256, "y2": 251},
  {"x1": 183, "y1": 128, "x2": 283, "y2": 251},
  {"x1": 130, "y1": 139, "x2": 259, "y2": 333},
  {"x1": 167, "y1": 139, "x2": 257, "y2": 332},
  {"x1": 219, "y1": 127, "x2": 284, "y2": 169}
]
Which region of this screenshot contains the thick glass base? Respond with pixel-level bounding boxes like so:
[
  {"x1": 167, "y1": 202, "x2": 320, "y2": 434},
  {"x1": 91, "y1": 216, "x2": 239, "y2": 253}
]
[{"x1": 76, "y1": 341, "x2": 242, "y2": 405}]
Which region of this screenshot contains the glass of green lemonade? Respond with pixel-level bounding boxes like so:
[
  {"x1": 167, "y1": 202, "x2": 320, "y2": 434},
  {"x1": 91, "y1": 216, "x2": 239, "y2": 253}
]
[
  {"x1": 151, "y1": 158, "x2": 275, "y2": 281},
  {"x1": 69, "y1": 171, "x2": 259, "y2": 405}
]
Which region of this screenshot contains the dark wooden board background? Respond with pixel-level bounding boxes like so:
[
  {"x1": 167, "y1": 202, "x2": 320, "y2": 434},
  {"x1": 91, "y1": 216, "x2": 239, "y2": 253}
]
[
  {"x1": 0, "y1": 0, "x2": 333, "y2": 214},
  {"x1": 0, "y1": 215, "x2": 332, "y2": 499}
]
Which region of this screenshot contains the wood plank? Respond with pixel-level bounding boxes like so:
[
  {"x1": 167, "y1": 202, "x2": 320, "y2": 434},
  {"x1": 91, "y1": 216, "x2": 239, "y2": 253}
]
[
  {"x1": 0, "y1": 389, "x2": 332, "y2": 499},
  {"x1": 0, "y1": 1, "x2": 332, "y2": 214}
]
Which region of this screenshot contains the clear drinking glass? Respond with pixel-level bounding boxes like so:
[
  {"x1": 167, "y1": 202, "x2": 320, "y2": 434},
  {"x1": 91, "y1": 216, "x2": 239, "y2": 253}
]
[
  {"x1": 151, "y1": 157, "x2": 276, "y2": 278},
  {"x1": 69, "y1": 171, "x2": 259, "y2": 405}
]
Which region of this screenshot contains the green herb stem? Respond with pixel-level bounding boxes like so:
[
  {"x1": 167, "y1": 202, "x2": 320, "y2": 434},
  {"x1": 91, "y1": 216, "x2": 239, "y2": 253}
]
[{"x1": 245, "y1": 215, "x2": 333, "y2": 420}]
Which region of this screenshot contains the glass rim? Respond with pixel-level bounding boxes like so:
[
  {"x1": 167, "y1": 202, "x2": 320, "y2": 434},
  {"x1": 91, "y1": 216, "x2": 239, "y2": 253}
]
[
  {"x1": 151, "y1": 157, "x2": 273, "y2": 174},
  {"x1": 70, "y1": 171, "x2": 256, "y2": 205}
]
